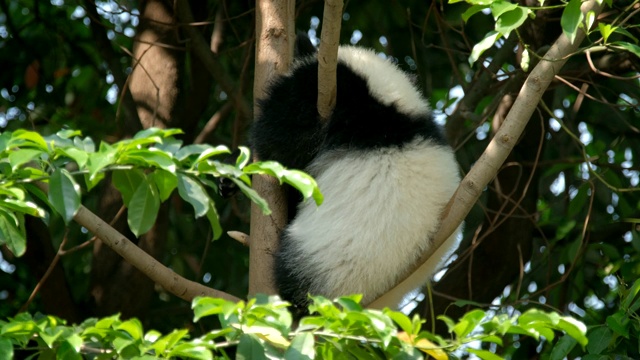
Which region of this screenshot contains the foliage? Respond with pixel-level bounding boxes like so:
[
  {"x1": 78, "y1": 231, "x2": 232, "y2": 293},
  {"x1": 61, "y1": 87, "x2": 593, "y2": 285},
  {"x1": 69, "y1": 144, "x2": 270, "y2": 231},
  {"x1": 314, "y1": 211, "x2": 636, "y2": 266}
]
[
  {"x1": 0, "y1": 128, "x2": 321, "y2": 256},
  {"x1": 0, "y1": 295, "x2": 595, "y2": 359},
  {"x1": 0, "y1": 0, "x2": 639, "y2": 359}
]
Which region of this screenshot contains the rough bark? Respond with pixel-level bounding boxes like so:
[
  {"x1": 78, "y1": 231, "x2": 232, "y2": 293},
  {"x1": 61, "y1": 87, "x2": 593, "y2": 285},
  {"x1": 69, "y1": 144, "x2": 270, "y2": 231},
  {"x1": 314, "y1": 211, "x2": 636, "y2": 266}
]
[{"x1": 249, "y1": 0, "x2": 295, "y2": 297}]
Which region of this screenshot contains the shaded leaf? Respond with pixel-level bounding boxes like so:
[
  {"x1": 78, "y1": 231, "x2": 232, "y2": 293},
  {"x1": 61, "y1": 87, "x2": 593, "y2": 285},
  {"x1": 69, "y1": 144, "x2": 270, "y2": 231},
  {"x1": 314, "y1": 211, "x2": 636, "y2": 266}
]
[
  {"x1": 48, "y1": 168, "x2": 81, "y2": 224},
  {"x1": 0, "y1": 210, "x2": 26, "y2": 257},
  {"x1": 112, "y1": 169, "x2": 146, "y2": 207},
  {"x1": 127, "y1": 179, "x2": 160, "y2": 237},
  {"x1": 561, "y1": 0, "x2": 583, "y2": 44}
]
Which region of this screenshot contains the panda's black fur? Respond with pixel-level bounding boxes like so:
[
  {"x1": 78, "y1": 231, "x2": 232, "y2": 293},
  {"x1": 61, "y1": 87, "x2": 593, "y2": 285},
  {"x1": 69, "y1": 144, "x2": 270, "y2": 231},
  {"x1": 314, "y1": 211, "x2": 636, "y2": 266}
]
[{"x1": 251, "y1": 35, "x2": 462, "y2": 311}]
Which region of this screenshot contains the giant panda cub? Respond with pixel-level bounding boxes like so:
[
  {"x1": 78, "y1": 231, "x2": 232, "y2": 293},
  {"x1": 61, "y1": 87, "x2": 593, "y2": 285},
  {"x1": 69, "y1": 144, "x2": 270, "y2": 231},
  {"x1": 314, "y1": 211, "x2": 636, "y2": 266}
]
[{"x1": 251, "y1": 35, "x2": 462, "y2": 311}]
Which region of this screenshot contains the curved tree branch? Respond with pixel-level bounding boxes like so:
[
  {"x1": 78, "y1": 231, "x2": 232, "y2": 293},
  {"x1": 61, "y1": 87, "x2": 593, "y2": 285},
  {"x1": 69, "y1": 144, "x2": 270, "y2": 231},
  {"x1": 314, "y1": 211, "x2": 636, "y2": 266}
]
[
  {"x1": 368, "y1": 0, "x2": 604, "y2": 309},
  {"x1": 37, "y1": 182, "x2": 240, "y2": 303}
]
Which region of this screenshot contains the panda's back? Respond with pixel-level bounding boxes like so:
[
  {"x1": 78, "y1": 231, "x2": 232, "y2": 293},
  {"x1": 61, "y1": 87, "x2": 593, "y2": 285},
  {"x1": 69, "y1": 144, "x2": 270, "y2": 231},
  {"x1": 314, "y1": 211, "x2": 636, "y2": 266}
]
[{"x1": 278, "y1": 136, "x2": 460, "y2": 306}]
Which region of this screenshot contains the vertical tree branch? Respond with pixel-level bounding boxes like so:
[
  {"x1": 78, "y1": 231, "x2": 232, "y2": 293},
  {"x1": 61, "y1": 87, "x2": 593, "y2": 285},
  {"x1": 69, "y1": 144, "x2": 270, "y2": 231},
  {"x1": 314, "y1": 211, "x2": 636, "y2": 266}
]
[
  {"x1": 249, "y1": 0, "x2": 295, "y2": 297},
  {"x1": 316, "y1": 0, "x2": 343, "y2": 120}
]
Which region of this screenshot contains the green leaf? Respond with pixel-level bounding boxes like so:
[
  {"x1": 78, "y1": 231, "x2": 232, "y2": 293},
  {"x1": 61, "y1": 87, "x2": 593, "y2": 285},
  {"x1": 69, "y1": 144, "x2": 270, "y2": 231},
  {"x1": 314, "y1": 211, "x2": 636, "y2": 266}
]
[
  {"x1": 586, "y1": 327, "x2": 612, "y2": 354},
  {"x1": 48, "y1": 168, "x2": 81, "y2": 224},
  {"x1": 119, "y1": 149, "x2": 177, "y2": 173},
  {"x1": 40, "y1": 326, "x2": 65, "y2": 347},
  {"x1": 87, "y1": 147, "x2": 117, "y2": 180},
  {"x1": 387, "y1": 310, "x2": 413, "y2": 335},
  {"x1": 0, "y1": 337, "x2": 13, "y2": 359},
  {"x1": 453, "y1": 309, "x2": 485, "y2": 338},
  {"x1": 605, "y1": 311, "x2": 629, "y2": 338},
  {"x1": 56, "y1": 338, "x2": 82, "y2": 360},
  {"x1": 437, "y1": 315, "x2": 456, "y2": 333},
  {"x1": 56, "y1": 129, "x2": 82, "y2": 139},
  {"x1": 133, "y1": 127, "x2": 183, "y2": 140},
  {"x1": 490, "y1": 1, "x2": 518, "y2": 19},
  {"x1": 462, "y1": 5, "x2": 489, "y2": 23},
  {"x1": 469, "y1": 31, "x2": 501, "y2": 65},
  {"x1": 0, "y1": 210, "x2": 26, "y2": 257},
  {"x1": 230, "y1": 178, "x2": 271, "y2": 215},
  {"x1": 9, "y1": 129, "x2": 48, "y2": 150},
  {"x1": 236, "y1": 146, "x2": 251, "y2": 168},
  {"x1": 177, "y1": 174, "x2": 210, "y2": 218},
  {"x1": 192, "y1": 145, "x2": 232, "y2": 166},
  {"x1": 56, "y1": 147, "x2": 89, "y2": 168},
  {"x1": 74, "y1": 136, "x2": 96, "y2": 153},
  {"x1": 282, "y1": 170, "x2": 323, "y2": 206},
  {"x1": 1, "y1": 198, "x2": 45, "y2": 218},
  {"x1": 150, "y1": 169, "x2": 178, "y2": 202},
  {"x1": 127, "y1": 179, "x2": 160, "y2": 237},
  {"x1": 495, "y1": 7, "x2": 528, "y2": 38},
  {"x1": 621, "y1": 278, "x2": 640, "y2": 311},
  {"x1": 116, "y1": 318, "x2": 144, "y2": 340},
  {"x1": 598, "y1": 23, "x2": 616, "y2": 43},
  {"x1": 8, "y1": 148, "x2": 44, "y2": 170},
  {"x1": 112, "y1": 169, "x2": 146, "y2": 207},
  {"x1": 611, "y1": 41, "x2": 640, "y2": 59},
  {"x1": 150, "y1": 329, "x2": 189, "y2": 355},
  {"x1": 168, "y1": 343, "x2": 213, "y2": 360},
  {"x1": 192, "y1": 297, "x2": 239, "y2": 322},
  {"x1": 175, "y1": 144, "x2": 214, "y2": 162},
  {"x1": 205, "y1": 199, "x2": 223, "y2": 240},
  {"x1": 0, "y1": 131, "x2": 11, "y2": 152},
  {"x1": 556, "y1": 317, "x2": 587, "y2": 346},
  {"x1": 561, "y1": 0, "x2": 584, "y2": 44},
  {"x1": 549, "y1": 334, "x2": 578, "y2": 360},
  {"x1": 285, "y1": 333, "x2": 315, "y2": 360},
  {"x1": 244, "y1": 163, "x2": 322, "y2": 205},
  {"x1": 467, "y1": 348, "x2": 503, "y2": 360},
  {"x1": 237, "y1": 334, "x2": 268, "y2": 360},
  {"x1": 556, "y1": 219, "x2": 576, "y2": 240}
]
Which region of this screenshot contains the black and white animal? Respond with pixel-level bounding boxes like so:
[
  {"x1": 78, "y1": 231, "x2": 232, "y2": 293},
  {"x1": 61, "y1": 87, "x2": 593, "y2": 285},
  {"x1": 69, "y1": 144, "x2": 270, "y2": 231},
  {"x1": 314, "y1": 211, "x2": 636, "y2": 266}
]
[{"x1": 251, "y1": 36, "x2": 462, "y2": 310}]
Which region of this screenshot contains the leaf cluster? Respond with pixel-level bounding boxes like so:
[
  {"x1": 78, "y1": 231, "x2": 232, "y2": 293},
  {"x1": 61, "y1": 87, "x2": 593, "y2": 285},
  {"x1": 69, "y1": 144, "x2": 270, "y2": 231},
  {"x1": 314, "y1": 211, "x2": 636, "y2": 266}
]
[
  {"x1": 455, "y1": 0, "x2": 639, "y2": 67},
  {"x1": 0, "y1": 295, "x2": 591, "y2": 360},
  {"x1": 0, "y1": 128, "x2": 322, "y2": 256}
]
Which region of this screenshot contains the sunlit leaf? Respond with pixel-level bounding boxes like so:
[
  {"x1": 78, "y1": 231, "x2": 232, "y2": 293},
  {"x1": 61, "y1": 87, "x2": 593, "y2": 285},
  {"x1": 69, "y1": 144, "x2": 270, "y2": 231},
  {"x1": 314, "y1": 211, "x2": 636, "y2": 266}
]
[
  {"x1": 116, "y1": 319, "x2": 144, "y2": 340},
  {"x1": 177, "y1": 174, "x2": 210, "y2": 218},
  {"x1": 8, "y1": 148, "x2": 44, "y2": 170},
  {"x1": 10, "y1": 129, "x2": 48, "y2": 150},
  {"x1": 284, "y1": 333, "x2": 314, "y2": 360},
  {"x1": 87, "y1": 147, "x2": 117, "y2": 180},
  {"x1": 469, "y1": 31, "x2": 501, "y2": 65},
  {"x1": 1, "y1": 198, "x2": 45, "y2": 218},
  {"x1": 495, "y1": 7, "x2": 528, "y2": 38}
]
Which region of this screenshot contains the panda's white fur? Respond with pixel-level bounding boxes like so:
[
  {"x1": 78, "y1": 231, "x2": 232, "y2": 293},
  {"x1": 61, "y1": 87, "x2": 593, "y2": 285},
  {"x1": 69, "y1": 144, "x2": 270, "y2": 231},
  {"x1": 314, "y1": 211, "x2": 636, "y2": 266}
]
[
  {"x1": 285, "y1": 140, "x2": 461, "y2": 307},
  {"x1": 251, "y1": 38, "x2": 462, "y2": 311}
]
